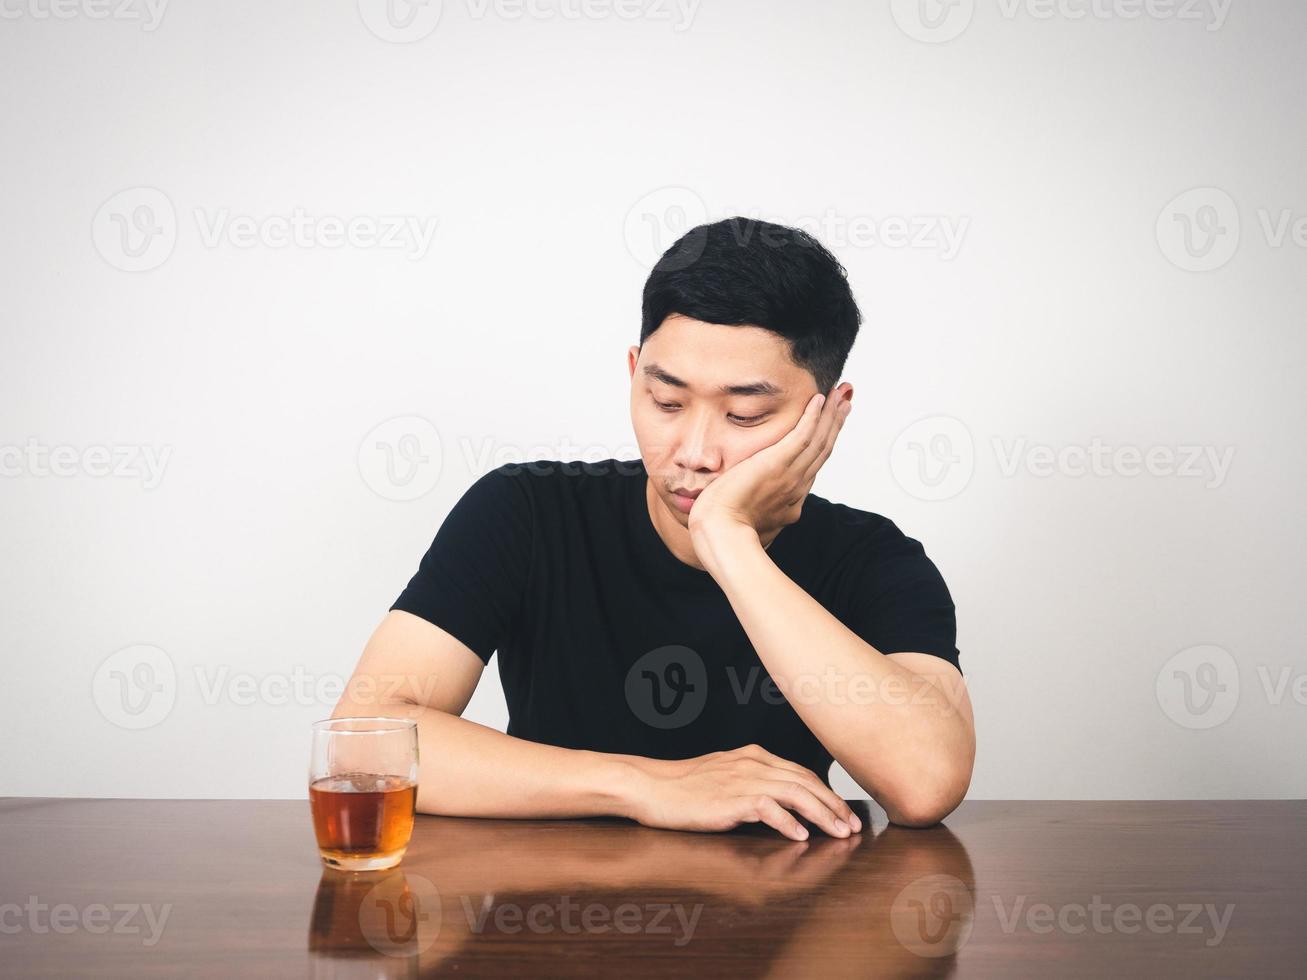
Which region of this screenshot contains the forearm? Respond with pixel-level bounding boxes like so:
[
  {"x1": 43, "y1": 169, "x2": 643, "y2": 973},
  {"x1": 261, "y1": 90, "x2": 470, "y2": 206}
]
[
  {"x1": 695, "y1": 524, "x2": 973, "y2": 825},
  {"x1": 331, "y1": 697, "x2": 642, "y2": 821}
]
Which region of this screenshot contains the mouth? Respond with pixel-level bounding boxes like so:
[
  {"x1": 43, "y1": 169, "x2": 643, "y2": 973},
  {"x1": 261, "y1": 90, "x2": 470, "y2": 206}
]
[{"x1": 669, "y1": 486, "x2": 702, "y2": 514}]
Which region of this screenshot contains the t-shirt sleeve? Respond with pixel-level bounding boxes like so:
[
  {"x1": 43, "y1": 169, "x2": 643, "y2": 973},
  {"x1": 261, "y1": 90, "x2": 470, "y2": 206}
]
[
  {"x1": 838, "y1": 525, "x2": 962, "y2": 675},
  {"x1": 389, "y1": 465, "x2": 534, "y2": 664}
]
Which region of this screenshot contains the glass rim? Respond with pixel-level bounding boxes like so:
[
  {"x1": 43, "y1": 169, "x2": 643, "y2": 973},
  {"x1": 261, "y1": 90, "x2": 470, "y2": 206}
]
[{"x1": 311, "y1": 716, "x2": 417, "y2": 735}]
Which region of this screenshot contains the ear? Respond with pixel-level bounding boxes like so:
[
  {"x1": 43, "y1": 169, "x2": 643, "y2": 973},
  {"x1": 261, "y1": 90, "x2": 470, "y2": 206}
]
[{"x1": 627, "y1": 345, "x2": 641, "y2": 379}]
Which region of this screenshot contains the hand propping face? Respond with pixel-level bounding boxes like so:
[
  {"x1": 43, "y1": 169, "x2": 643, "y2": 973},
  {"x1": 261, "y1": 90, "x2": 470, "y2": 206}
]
[{"x1": 689, "y1": 382, "x2": 854, "y2": 538}]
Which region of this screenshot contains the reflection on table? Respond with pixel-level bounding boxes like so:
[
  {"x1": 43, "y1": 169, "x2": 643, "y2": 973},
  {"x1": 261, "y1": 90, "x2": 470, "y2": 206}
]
[{"x1": 307, "y1": 801, "x2": 974, "y2": 977}]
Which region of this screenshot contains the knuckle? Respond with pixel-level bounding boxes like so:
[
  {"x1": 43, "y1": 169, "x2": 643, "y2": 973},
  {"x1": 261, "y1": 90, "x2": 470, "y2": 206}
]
[
  {"x1": 784, "y1": 773, "x2": 815, "y2": 794},
  {"x1": 780, "y1": 787, "x2": 805, "y2": 808},
  {"x1": 792, "y1": 785, "x2": 818, "y2": 806}
]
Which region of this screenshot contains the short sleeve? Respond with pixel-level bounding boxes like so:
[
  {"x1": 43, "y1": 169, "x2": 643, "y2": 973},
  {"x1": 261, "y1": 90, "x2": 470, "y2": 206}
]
[
  {"x1": 390, "y1": 465, "x2": 534, "y2": 664},
  {"x1": 838, "y1": 527, "x2": 962, "y2": 675}
]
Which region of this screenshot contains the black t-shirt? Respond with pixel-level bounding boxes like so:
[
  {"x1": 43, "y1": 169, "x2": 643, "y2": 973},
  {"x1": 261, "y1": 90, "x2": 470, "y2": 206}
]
[{"x1": 391, "y1": 459, "x2": 960, "y2": 785}]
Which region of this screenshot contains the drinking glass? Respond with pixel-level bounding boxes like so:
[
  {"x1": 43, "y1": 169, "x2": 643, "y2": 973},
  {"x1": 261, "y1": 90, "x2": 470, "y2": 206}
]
[{"x1": 309, "y1": 717, "x2": 419, "y2": 871}]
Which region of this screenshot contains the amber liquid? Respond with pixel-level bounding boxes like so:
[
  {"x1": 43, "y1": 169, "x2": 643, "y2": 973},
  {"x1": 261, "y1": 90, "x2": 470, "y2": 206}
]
[{"x1": 310, "y1": 774, "x2": 417, "y2": 868}]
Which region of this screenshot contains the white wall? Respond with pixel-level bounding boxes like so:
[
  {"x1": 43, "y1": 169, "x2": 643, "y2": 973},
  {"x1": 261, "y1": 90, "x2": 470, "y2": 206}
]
[{"x1": 2, "y1": 0, "x2": 1303, "y2": 803}]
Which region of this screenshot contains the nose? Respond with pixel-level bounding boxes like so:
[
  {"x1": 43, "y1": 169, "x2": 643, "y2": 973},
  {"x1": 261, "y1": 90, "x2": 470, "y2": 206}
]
[{"x1": 670, "y1": 406, "x2": 724, "y2": 474}]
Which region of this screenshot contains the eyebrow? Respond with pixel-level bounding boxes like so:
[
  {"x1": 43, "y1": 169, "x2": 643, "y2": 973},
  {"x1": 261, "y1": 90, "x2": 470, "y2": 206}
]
[{"x1": 642, "y1": 363, "x2": 784, "y2": 397}]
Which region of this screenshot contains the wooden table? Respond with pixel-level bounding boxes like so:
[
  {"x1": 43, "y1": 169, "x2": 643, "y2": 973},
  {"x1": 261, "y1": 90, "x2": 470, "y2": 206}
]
[{"x1": 0, "y1": 798, "x2": 1302, "y2": 977}]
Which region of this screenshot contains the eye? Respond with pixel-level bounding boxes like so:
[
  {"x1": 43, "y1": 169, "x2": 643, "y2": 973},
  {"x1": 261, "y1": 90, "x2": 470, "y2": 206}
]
[
  {"x1": 653, "y1": 398, "x2": 681, "y2": 412},
  {"x1": 728, "y1": 413, "x2": 769, "y2": 427}
]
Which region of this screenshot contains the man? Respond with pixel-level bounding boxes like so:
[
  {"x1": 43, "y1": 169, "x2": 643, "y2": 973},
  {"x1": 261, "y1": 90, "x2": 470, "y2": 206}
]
[{"x1": 332, "y1": 217, "x2": 975, "y2": 839}]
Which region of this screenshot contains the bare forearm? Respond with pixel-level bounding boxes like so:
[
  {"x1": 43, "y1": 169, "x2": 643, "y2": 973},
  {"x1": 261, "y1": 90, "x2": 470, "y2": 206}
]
[
  {"x1": 331, "y1": 698, "x2": 640, "y2": 820},
  {"x1": 695, "y1": 524, "x2": 974, "y2": 824},
  {"x1": 332, "y1": 614, "x2": 860, "y2": 839}
]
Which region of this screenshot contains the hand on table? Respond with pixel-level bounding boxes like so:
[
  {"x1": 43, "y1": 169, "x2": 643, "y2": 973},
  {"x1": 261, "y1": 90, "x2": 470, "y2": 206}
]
[{"x1": 627, "y1": 743, "x2": 863, "y2": 841}]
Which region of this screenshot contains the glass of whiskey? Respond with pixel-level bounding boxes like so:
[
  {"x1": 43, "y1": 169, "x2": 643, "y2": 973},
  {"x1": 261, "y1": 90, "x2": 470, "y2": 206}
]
[{"x1": 309, "y1": 717, "x2": 418, "y2": 871}]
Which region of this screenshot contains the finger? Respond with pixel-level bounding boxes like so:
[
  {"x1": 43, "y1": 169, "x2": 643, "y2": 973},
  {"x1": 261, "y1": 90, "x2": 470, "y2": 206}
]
[
  {"x1": 767, "y1": 767, "x2": 862, "y2": 832},
  {"x1": 792, "y1": 384, "x2": 848, "y2": 476},
  {"x1": 787, "y1": 389, "x2": 834, "y2": 471},
  {"x1": 743, "y1": 795, "x2": 810, "y2": 842},
  {"x1": 801, "y1": 396, "x2": 850, "y2": 488},
  {"x1": 759, "y1": 781, "x2": 852, "y2": 838},
  {"x1": 777, "y1": 393, "x2": 826, "y2": 467},
  {"x1": 768, "y1": 835, "x2": 859, "y2": 889},
  {"x1": 750, "y1": 751, "x2": 862, "y2": 831},
  {"x1": 809, "y1": 384, "x2": 850, "y2": 462},
  {"x1": 822, "y1": 385, "x2": 852, "y2": 450},
  {"x1": 795, "y1": 387, "x2": 851, "y2": 488},
  {"x1": 760, "y1": 842, "x2": 814, "y2": 878}
]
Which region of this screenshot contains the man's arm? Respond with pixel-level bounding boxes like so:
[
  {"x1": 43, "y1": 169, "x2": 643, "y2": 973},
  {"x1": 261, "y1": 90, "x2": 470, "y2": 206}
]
[
  {"x1": 330, "y1": 609, "x2": 861, "y2": 839},
  {"x1": 692, "y1": 521, "x2": 976, "y2": 827},
  {"x1": 331, "y1": 609, "x2": 639, "y2": 820},
  {"x1": 684, "y1": 388, "x2": 975, "y2": 827}
]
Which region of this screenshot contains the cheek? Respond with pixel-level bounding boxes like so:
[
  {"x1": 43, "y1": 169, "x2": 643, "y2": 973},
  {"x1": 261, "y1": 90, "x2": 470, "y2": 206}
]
[
  {"x1": 722, "y1": 425, "x2": 784, "y2": 466},
  {"x1": 630, "y1": 406, "x2": 668, "y2": 457}
]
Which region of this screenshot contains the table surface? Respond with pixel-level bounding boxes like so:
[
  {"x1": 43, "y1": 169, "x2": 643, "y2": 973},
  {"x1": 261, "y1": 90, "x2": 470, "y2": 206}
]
[{"x1": 0, "y1": 798, "x2": 1303, "y2": 978}]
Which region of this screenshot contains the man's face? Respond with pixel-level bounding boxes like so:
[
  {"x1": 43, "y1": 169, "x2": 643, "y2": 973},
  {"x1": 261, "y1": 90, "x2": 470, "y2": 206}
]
[{"x1": 628, "y1": 314, "x2": 821, "y2": 526}]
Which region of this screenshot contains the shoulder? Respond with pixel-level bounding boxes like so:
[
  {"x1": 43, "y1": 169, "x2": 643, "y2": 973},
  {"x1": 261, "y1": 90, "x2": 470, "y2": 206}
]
[
  {"x1": 474, "y1": 458, "x2": 642, "y2": 497},
  {"x1": 803, "y1": 495, "x2": 960, "y2": 666},
  {"x1": 457, "y1": 458, "x2": 642, "y2": 518},
  {"x1": 800, "y1": 493, "x2": 932, "y2": 566},
  {"x1": 796, "y1": 494, "x2": 954, "y2": 605}
]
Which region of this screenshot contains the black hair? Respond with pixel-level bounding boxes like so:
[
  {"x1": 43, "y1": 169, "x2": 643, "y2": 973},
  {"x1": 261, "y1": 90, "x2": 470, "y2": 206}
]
[{"x1": 639, "y1": 217, "x2": 862, "y2": 393}]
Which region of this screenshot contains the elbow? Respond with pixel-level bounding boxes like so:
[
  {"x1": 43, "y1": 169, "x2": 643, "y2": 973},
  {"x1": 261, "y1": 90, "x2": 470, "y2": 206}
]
[
  {"x1": 879, "y1": 769, "x2": 972, "y2": 828},
  {"x1": 845, "y1": 731, "x2": 976, "y2": 828},
  {"x1": 884, "y1": 790, "x2": 962, "y2": 828}
]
